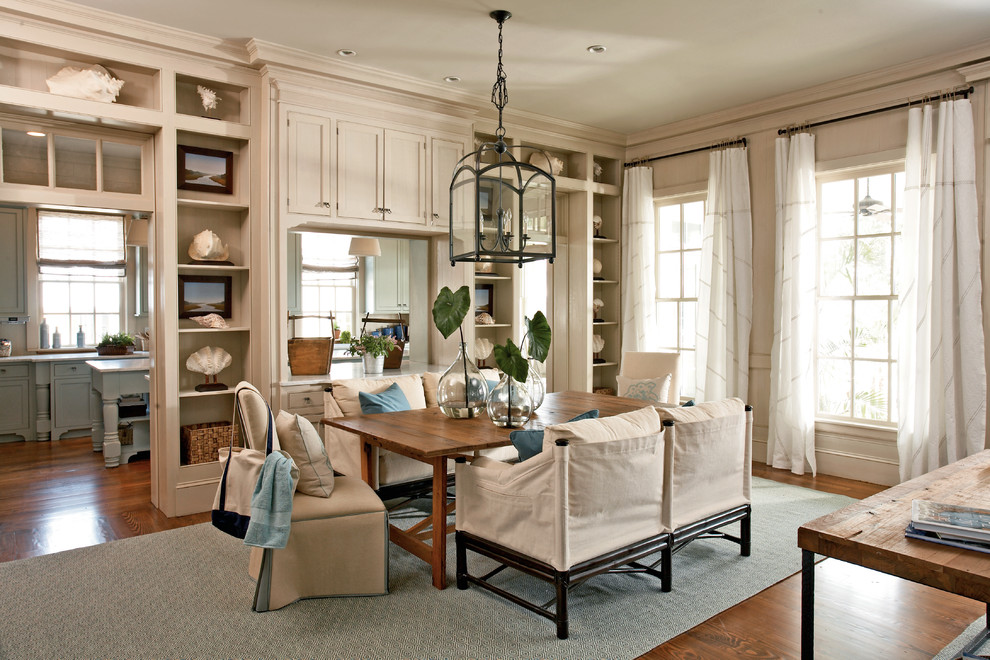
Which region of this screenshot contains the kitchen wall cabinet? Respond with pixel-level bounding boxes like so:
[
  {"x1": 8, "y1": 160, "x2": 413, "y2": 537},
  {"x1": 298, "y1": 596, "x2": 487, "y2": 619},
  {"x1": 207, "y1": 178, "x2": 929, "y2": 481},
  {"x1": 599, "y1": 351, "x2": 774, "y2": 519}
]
[
  {"x1": 52, "y1": 361, "x2": 94, "y2": 440},
  {"x1": 285, "y1": 111, "x2": 332, "y2": 216},
  {"x1": 430, "y1": 138, "x2": 465, "y2": 229},
  {"x1": 337, "y1": 121, "x2": 426, "y2": 225},
  {"x1": 0, "y1": 207, "x2": 26, "y2": 316},
  {"x1": 373, "y1": 238, "x2": 410, "y2": 314}
]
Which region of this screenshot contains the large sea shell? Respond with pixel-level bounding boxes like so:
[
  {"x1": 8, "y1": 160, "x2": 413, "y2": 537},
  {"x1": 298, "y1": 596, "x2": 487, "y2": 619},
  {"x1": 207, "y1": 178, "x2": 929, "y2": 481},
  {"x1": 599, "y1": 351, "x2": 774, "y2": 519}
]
[
  {"x1": 188, "y1": 230, "x2": 229, "y2": 262},
  {"x1": 475, "y1": 312, "x2": 495, "y2": 325},
  {"x1": 592, "y1": 334, "x2": 605, "y2": 353},
  {"x1": 185, "y1": 346, "x2": 232, "y2": 376},
  {"x1": 190, "y1": 313, "x2": 228, "y2": 328},
  {"x1": 475, "y1": 337, "x2": 494, "y2": 361},
  {"x1": 46, "y1": 64, "x2": 124, "y2": 103},
  {"x1": 528, "y1": 151, "x2": 564, "y2": 176},
  {"x1": 593, "y1": 298, "x2": 605, "y2": 314}
]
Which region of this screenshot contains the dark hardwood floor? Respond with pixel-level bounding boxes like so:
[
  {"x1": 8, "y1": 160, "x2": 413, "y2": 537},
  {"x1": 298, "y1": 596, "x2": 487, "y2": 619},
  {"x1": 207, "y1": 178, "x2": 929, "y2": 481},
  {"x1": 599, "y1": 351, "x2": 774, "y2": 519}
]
[{"x1": 0, "y1": 437, "x2": 984, "y2": 658}]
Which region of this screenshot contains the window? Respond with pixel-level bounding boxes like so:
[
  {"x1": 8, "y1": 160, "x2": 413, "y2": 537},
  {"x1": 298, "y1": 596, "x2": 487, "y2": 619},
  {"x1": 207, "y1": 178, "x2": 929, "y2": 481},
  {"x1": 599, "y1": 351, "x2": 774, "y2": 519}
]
[
  {"x1": 816, "y1": 167, "x2": 904, "y2": 424},
  {"x1": 38, "y1": 210, "x2": 126, "y2": 345},
  {"x1": 298, "y1": 233, "x2": 358, "y2": 337},
  {"x1": 654, "y1": 195, "x2": 705, "y2": 397}
]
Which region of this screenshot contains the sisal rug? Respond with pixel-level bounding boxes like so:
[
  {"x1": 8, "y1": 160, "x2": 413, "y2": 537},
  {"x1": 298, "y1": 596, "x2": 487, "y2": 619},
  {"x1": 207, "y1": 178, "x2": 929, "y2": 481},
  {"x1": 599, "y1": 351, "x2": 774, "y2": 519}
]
[{"x1": 0, "y1": 478, "x2": 852, "y2": 659}]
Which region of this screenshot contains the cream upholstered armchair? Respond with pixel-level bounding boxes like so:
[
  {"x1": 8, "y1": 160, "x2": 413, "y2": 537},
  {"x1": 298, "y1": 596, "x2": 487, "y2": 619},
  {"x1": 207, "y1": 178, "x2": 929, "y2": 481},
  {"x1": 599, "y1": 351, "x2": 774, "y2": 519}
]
[
  {"x1": 233, "y1": 382, "x2": 388, "y2": 611},
  {"x1": 617, "y1": 351, "x2": 680, "y2": 404},
  {"x1": 454, "y1": 406, "x2": 669, "y2": 639},
  {"x1": 657, "y1": 397, "x2": 753, "y2": 587}
]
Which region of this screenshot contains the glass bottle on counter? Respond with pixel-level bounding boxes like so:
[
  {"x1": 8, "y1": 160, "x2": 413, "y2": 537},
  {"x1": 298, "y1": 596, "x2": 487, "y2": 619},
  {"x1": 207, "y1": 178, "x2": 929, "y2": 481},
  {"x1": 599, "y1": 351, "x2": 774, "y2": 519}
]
[{"x1": 52, "y1": 327, "x2": 61, "y2": 349}]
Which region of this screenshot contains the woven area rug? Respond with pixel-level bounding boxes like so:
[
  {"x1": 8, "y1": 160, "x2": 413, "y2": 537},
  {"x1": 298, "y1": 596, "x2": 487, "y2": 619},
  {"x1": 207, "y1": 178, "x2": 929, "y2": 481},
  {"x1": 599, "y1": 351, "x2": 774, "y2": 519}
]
[
  {"x1": 935, "y1": 618, "x2": 990, "y2": 659},
  {"x1": 0, "y1": 478, "x2": 852, "y2": 660}
]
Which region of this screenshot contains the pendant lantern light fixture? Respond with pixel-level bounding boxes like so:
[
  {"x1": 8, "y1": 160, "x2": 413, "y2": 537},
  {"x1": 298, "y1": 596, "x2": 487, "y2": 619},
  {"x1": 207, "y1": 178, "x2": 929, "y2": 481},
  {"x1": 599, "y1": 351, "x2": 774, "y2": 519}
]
[{"x1": 449, "y1": 10, "x2": 556, "y2": 267}]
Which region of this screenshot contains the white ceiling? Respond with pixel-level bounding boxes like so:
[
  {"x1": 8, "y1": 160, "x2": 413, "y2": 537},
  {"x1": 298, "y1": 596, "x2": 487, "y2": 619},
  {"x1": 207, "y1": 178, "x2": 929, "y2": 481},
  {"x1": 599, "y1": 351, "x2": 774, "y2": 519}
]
[{"x1": 65, "y1": 0, "x2": 990, "y2": 135}]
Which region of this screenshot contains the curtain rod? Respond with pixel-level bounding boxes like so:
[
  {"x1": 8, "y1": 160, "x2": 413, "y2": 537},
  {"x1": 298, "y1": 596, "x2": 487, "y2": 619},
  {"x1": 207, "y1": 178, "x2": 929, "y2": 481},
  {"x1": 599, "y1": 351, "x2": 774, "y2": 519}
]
[
  {"x1": 624, "y1": 137, "x2": 747, "y2": 168},
  {"x1": 777, "y1": 86, "x2": 974, "y2": 136}
]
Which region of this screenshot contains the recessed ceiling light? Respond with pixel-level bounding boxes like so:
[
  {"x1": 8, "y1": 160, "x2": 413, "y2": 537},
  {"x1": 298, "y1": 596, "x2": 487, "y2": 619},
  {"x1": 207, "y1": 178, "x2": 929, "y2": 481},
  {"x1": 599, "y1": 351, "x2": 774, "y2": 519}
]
[
  {"x1": 337, "y1": 49, "x2": 357, "y2": 57},
  {"x1": 443, "y1": 76, "x2": 461, "y2": 83},
  {"x1": 26, "y1": 131, "x2": 46, "y2": 137},
  {"x1": 586, "y1": 45, "x2": 607, "y2": 54}
]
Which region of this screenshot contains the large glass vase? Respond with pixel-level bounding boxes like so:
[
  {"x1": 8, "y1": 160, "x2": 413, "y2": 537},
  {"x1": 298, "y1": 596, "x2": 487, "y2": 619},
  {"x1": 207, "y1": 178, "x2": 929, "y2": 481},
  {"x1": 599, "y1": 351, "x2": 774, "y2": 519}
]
[
  {"x1": 486, "y1": 373, "x2": 533, "y2": 428},
  {"x1": 437, "y1": 342, "x2": 489, "y2": 418},
  {"x1": 526, "y1": 358, "x2": 545, "y2": 410}
]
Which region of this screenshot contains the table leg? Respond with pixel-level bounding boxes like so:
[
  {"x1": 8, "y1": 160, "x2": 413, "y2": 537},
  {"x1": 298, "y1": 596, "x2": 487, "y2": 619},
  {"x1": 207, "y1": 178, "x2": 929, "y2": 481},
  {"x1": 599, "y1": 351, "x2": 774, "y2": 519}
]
[
  {"x1": 431, "y1": 456, "x2": 447, "y2": 590},
  {"x1": 90, "y1": 387, "x2": 104, "y2": 452},
  {"x1": 101, "y1": 394, "x2": 121, "y2": 468},
  {"x1": 360, "y1": 438, "x2": 375, "y2": 486},
  {"x1": 802, "y1": 549, "x2": 814, "y2": 660}
]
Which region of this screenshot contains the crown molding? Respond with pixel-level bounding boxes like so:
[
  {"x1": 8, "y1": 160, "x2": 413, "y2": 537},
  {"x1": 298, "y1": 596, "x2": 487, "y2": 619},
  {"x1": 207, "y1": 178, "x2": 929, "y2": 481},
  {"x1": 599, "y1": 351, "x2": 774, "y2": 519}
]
[
  {"x1": 959, "y1": 61, "x2": 990, "y2": 83},
  {"x1": 0, "y1": 0, "x2": 251, "y2": 66},
  {"x1": 627, "y1": 38, "x2": 990, "y2": 148}
]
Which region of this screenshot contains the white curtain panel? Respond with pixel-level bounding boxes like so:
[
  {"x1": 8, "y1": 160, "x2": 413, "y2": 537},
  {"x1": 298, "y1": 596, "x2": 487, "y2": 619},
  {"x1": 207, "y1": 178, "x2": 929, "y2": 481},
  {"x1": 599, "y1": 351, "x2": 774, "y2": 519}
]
[
  {"x1": 621, "y1": 166, "x2": 657, "y2": 353},
  {"x1": 768, "y1": 133, "x2": 818, "y2": 475},
  {"x1": 695, "y1": 146, "x2": 753, "y2": 402},
  {"x1": 897, "y1": 99, "x2": 987, "y2": 481}
]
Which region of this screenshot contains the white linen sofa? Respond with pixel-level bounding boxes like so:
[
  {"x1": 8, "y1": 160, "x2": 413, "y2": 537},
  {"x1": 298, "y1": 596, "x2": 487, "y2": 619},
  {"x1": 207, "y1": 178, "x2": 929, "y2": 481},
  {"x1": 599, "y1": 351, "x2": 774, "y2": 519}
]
[{"x1": 322, "y1": 370, "x2": 516, "y2": 493}]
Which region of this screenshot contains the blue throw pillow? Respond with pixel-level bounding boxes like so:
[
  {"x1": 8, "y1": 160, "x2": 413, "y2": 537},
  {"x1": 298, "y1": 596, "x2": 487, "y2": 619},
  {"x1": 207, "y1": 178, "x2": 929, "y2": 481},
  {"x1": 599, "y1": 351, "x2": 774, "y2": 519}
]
[
  {"x1": 510, "y1": 409, "x2": 600, "y2": 462},
  {"x1": 359, "y1": 382, "x2": 411, "y2": 414},
  {"x1": 682, "y1": 399, "x2": 695, "y2": 407}
]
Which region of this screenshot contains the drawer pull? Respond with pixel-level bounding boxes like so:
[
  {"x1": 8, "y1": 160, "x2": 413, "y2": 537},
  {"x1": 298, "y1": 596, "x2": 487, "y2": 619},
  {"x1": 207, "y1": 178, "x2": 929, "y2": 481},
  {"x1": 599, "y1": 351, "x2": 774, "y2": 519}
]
[{"x1": 303, "y1": 396, "x2": 312, "y2": 403}]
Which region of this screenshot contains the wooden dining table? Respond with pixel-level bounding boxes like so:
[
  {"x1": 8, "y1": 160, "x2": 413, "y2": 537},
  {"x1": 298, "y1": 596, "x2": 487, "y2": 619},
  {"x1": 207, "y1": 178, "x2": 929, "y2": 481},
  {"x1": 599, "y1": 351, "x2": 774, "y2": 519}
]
[{"x1": 324, "y1": 390, "x2": 651, "y2": 589}]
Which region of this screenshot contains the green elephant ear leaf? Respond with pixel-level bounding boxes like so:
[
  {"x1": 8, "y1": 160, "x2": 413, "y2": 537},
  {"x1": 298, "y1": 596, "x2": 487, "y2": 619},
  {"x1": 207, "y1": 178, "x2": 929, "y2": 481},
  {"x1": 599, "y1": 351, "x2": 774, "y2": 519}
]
[
  {"x1": 432, "y1": 285, "x2": 471, "y2": 339},
  {"x1": 524, "y1": 311, "x2": 552, "y2": 363},
  {"x1": 493, "y1": 338, "x2": 529, "y2": 383}
]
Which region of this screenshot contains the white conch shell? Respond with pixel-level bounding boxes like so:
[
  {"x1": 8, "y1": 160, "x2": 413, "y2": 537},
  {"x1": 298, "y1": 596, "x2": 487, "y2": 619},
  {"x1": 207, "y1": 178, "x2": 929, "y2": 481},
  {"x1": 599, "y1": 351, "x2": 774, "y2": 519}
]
[
  {"x1": 475, "y1": 313, "x2": 495, "y2": 325},
  {"x1": 592, "y1": 335, "x2": 605, "y2": 352},
  {"x1": 190, "y1": 313, "x2": 228, "y2": 328},
  {"x1": 185, "y1": 346, "x2": 232, "y2": 376},
  {"x1": 474, "y1": 337, "x2": 494, "y2": 361},
  {"x1": 528, "y1": 151, "x2": 564, "y2": 176},
  {"x1": 46, "y1": 64, "x2": 124, "y2": 103},
  {"x1": 188, "y1": 230, "x2": 229, "y2": 262}
]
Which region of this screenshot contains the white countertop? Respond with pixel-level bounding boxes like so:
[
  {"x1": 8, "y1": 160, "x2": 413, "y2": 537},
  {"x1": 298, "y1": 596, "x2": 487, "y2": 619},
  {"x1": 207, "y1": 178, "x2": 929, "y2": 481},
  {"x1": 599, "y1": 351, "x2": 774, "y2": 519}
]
[
  {"x1": 0, "y1": 351, "x2": 149, "y2": 363},
  {"x1": 280, "y1": 360, "x2": 446, "y2": 386},
  {"x1": 86, "y1": 358, "x2": 151, "y2": 373}
]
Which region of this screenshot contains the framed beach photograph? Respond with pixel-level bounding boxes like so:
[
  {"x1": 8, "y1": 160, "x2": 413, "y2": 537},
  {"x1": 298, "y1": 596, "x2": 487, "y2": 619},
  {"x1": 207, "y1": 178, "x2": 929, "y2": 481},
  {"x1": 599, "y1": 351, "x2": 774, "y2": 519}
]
[
  {"x1": 177, "y1": 145, "x2": 233, "y2": 194},
  {"x1": 475, "y1": 283, "x2": 494, "y2": 317},
  {"x1": 178, "y1": 275, "x2": 232, "y2": 319}
]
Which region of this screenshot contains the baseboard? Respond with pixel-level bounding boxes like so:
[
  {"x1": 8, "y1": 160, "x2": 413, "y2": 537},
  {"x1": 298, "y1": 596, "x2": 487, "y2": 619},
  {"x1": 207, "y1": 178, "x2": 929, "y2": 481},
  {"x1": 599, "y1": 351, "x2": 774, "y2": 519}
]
[
  {"x1": 753, "y1": 427, "x2": 899, "y2": 486},
  {"x1": 175, "y1": 478, "x2": 219, "y2": 516}
]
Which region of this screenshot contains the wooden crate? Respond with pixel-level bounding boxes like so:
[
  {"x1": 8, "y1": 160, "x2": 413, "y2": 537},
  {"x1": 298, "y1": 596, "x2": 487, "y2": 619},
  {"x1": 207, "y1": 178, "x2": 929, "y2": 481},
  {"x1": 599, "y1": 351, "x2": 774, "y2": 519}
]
[
  {"x1": 287, "y1": 337, "x2": 333, "y2": 375},
  {"x1": 180, "y1": 421, "x2": 240, "y2": 465}
]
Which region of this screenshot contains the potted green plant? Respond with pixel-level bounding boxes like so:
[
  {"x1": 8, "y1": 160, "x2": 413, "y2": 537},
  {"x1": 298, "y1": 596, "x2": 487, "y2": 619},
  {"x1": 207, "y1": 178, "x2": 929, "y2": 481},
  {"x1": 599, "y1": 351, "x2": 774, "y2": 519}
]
[
  {"x1": 338, "y1": 330, "x2": 397, "y2": 374},
  {"x1": 488, "y1": 311, "x2": 552, "y2": 426},
  {"x1": 332, "y1": 322, "x2": 341, "y2": 341},
  {"x1": 96, "y1": 332, "x2": 136, "y2": 356},
  {"x1": 433, "y1": 285, "x2": 487, "y2": 418}
]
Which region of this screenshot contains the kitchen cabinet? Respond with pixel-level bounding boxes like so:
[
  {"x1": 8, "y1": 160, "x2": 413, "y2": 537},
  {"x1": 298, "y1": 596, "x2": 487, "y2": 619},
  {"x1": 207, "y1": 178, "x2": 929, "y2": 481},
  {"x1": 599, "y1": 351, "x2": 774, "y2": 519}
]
[
  {"x1": 431, "y1": 138, "x2": 465, "y2": 228},
  {"x1": 285, "y1": 110, "x2": 332, "y2": 216},
  {"x1": 373, "y1": 238, "x2": 409, "y2": 314},
  {"x1": 0, "y1": 362, "x2": 31, "y2": 440},
  {"x1": 52, "y1": 361, "x2": 94, "y2": 441},
  {"x1": 337, "y1": 121, "x2": 426, "y2": 225},
  {"x1": 0, "y1": 207, "x2": 26, "y2": 315}
]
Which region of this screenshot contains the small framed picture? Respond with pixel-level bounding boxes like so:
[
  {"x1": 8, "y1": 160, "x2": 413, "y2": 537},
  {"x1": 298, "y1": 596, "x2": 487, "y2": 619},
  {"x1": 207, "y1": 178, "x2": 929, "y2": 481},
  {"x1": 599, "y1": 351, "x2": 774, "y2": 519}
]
[
  {"x1": 179, "y1": 275, "x2": 232, "y2": 319},
  {"x1": 177, "y1": 145, "x2": 233, "y2": 194},
  {"x1": 475, "y1": 283, "x2": 494, "y2": 317}
]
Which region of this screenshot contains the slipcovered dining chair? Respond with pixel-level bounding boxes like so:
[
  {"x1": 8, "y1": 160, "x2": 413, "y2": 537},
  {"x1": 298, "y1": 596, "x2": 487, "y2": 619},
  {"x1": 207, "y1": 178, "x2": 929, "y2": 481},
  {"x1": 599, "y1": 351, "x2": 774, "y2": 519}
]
[
  {"x1": 617, "y1": 351, "x2": 681, "y2": 405},
  {"x1": 656, "y1": 397, "x2": 753, "y2": 589},
  {"x1": 233, "y1": 382, "x2": 389, "y2": 611},
  {"x1": 454, "y1": 406, "x2": 669, "y2": 639}
]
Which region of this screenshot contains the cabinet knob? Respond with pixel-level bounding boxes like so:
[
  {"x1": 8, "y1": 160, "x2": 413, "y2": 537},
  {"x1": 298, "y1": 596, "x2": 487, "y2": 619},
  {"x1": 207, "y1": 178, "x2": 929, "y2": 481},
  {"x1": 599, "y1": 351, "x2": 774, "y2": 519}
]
[
  {"x1": 384, "y1": 208, "x2": 392, "y2": 215},
  {"x1": 372, "y1": 207, "x2": 381, "y2": 214},
  {"x1": 323, "y1": 201, "x2": 332, "y2": 208},
  {"x1": 0, "y1": 369, "x2": 5, "y2": 375}
]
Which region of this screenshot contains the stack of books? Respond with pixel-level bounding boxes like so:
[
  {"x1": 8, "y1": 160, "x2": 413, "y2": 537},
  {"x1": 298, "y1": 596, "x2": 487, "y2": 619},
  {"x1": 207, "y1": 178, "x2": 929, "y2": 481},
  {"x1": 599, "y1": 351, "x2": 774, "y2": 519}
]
[{"x1": 906, "y1": 500, "x2": 990, "y2": 554}]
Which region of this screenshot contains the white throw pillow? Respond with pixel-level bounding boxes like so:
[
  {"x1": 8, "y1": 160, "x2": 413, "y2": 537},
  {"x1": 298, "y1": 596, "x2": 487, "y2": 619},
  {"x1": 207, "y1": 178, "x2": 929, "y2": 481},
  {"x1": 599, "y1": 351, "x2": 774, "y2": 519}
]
[
  {"x1": 616, "y1": 373, "x2": 672, "y2": 404},
  {"x1": 275, "y1": 410, "x2": 334, "y2": 498}
]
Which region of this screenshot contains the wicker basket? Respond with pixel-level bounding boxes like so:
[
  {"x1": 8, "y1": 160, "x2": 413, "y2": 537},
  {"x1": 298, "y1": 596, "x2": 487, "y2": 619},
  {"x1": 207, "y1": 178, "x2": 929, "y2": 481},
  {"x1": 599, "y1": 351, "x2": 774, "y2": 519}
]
[
  {"x1": 593, "y1": 387, "x2": 615, "y2": 396},
  {"x1": 117, "y1": 422, "x2": 133, "y2": 445},
  {"x1": 180, "y1": 421, "x2": 240, "y2": 465}
]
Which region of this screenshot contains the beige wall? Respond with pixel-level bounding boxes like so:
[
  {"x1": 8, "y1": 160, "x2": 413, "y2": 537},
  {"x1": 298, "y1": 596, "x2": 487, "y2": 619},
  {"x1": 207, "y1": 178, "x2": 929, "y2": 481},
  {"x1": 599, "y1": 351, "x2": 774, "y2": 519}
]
[{"x1": 627, "y1": 58, "x2": 988, "y2": 485}]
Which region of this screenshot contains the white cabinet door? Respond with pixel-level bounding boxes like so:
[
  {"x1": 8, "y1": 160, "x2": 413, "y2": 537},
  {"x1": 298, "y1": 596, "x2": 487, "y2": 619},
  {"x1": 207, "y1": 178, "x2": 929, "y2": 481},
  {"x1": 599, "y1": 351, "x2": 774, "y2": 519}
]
[
  {"x1": 0, "y1": 207, "x2": 26, "y2": 315},
  {"x1": 431, "y1": 138, "x2": 465, "y2": 229},
  {"x1": 337, "y1": 121, "x2": 383, "y2": 221},
  {"x1": 285, "y1": 110, "x2": 332, "y2": 216},
  {"x1": 384, "y1": 129, "x2": 426, "y2": 225},
  {"x1": 373, "y1": 238, "x2": 409, "y2": 313}
]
